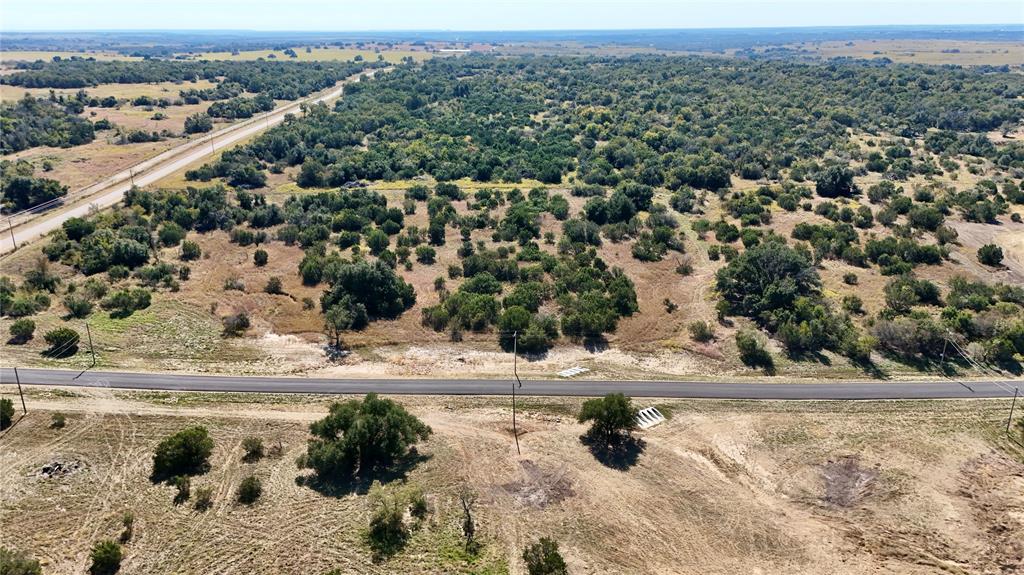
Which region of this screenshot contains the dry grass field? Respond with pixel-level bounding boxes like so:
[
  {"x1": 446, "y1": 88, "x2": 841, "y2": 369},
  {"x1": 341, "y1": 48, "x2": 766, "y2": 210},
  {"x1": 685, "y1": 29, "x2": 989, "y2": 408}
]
[
  {"x1": 786, "y1": 40, "x2": 1024, "y2": 66},
  {"x1": 0, "y1": 388, "x2": 1020, "y2": 574}
]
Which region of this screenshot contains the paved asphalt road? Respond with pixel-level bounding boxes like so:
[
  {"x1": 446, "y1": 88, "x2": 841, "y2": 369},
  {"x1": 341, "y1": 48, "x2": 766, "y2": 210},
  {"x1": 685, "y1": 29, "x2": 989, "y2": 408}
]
[
  {"x1": 0, "y1": 70, "x2": 378, "y2": 255},
  {"x1": 1, "y1": 368, "x2": 1019, "y2": 400}
]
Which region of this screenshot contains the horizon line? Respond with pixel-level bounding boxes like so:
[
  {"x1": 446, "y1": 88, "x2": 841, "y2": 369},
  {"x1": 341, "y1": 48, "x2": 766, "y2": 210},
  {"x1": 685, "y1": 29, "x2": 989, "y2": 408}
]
[{"x1": 2, "y1": 22, "x2": 1023, "y2": 35}]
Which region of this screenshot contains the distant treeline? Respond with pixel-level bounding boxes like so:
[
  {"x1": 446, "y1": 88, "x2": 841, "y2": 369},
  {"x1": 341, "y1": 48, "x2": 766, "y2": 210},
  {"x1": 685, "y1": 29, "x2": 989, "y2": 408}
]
[
  {"x1": 188, "y1": 54, "x2": 1024, "y2": 189},
  {"x1": 2, "y1": 59, "x2": 376, "y2": 99}
]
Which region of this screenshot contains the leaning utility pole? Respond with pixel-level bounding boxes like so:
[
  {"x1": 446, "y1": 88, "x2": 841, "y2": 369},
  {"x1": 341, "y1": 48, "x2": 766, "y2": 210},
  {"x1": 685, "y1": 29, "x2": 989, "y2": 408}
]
[
  {"x1": 13, "y1": 366, "x2": 27, "y2": 415},
  {"x1": 511, "y1": 331, "x2": 522, "y2": 455},
  {"x1": 85, "y1": 323, "x2": 96, "y2": 367}
]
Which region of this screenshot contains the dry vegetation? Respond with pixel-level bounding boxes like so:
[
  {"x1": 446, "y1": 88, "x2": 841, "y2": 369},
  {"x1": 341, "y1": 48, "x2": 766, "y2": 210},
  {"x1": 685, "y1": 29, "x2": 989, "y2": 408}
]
[
  {"x1": 0, "y1": 387, "x2": 1021, "y2": 574},
  {"x1": 787, "y1": 39, "x2": 1024, "y2": 66}
]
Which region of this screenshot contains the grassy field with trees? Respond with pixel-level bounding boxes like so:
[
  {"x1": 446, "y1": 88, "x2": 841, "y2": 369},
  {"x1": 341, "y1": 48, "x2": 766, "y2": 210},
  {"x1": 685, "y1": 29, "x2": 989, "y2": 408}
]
[{"x1": 1, "y1": 52, "x2": 1022, "y2": 379}]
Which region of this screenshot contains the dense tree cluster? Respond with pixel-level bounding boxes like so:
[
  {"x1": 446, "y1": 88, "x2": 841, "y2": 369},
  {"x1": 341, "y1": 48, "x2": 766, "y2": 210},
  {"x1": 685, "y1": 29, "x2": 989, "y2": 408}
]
[
  {"x1": 185, "y1": 54, "x2": 1022, "y2": 190},
  {"x1": 1, "y1": 95, "x2": 95, "y2": 153},
  {"x1": 1, "y1": 160, "x2": 68, "y2": 212}
]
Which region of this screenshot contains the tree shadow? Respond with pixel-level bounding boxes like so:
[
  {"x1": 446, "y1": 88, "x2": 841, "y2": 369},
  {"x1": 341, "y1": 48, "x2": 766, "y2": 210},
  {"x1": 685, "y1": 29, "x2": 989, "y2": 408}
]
[
  {"x1": 42, "y1": 345, "x2": 78, "y2": 359},
  {"x1": 786, "y1": 349, "x2": 831, "y2": 365},
  {"x1": 582, "y1": 337, "x2": 609, "y2": 353},
  {"x1": 580, "y1": 433, "x2": 646, "y2": 471},
  {"x1": 297, "y1": 449, "x2": 432, "y2": 498}
]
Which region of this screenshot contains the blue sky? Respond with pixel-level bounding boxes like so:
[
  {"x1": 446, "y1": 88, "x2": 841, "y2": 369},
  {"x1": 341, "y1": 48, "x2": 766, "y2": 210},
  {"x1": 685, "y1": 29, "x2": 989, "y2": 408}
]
[{"x1": 2, "y1": 0, "x2": 1022, "y2": 31}]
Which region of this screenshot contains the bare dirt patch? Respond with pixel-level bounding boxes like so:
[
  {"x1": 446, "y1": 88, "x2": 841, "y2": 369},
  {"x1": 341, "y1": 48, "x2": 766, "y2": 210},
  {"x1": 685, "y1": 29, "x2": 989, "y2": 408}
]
[{"x1": 821, "y1": 456, "x2": 878, "y2": 507}]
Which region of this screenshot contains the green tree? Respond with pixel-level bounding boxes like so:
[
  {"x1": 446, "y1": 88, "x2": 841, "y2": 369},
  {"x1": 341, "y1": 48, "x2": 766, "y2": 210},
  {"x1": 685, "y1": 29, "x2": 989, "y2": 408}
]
[
  {"x1": 977, "y1": 244, "x2": 1003, "y2": 267},
  {"x1": 715, "y1": 242, "x2": 819, "y2": 328},
  {"x1": 578, "y1": 393, "x2": 636, "y2": 444},
  {"x1": 88, "y1": 540, "x2": 121, "y2": 575},
  {"x1": 253, "y1": 248, "x2": 269, "y2": 266},
  {"x1": 523, "y1": 538, "x2": 568, "y2": 575},
  {"x1": 815, "y1": 165, "x2": 857, "y2": 198},
  {"x1": 151, "y1": 425, "x2": 214, "y2": 482},
  {"x1": 183, "y1": 112, "x2": 213, "y2": 134},
  {"x1": 303, "y1": 394, "x2": 431, "y2": 480}
]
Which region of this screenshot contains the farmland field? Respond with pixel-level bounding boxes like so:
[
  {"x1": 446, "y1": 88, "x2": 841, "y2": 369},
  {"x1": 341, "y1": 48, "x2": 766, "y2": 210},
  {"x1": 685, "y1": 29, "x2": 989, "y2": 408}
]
[{"x1": 0, "y1": 388, "x2": 1020, "y2": 574}]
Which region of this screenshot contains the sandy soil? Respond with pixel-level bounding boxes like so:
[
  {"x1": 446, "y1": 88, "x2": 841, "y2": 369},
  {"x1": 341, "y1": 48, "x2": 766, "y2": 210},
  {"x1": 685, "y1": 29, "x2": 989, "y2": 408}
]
[{"x1": 0, "y1": 388, "x2": 1020, "y2": 574}]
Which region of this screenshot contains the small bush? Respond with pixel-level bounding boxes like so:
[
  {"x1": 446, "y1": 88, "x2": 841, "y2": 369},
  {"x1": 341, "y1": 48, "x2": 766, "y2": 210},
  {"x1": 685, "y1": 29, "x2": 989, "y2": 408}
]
[
  {"x1": 222, "y1": 312, "x2": 250, "y2": 336},
  {"x1": 193, "y1": 487, "x2": 213, "y2": 511},
  {"x1": 253, "y1": 249, "x2": 268, "y2": 267},
  {"x1": 736, "y1": 330, "x2": 774, "y2": 372},
  {"x1": 0, "y1": 547, "x2": 41, "y2": 574},
  {"x1": 242, "y1": 436, "x2": 264, "y2": 462},
  {"x1": 977, "y1": 244, "x2": 1003, "y2": 267},
  {"x1": 236, "y1": 476, "x2": 262, "y2": 505},
  {"x1": 119, "y1": 512, "x2": 134, "y2": 544},
  {"x1": 8, "y1": 318, "x2": 35, "y2": 343},
  {"x1": 50, "y1": 412, "x2": 66, "y2": 429},
  {"x1": 151, "y1": 425, "x2": 213, "y2": 482},
  {"x1": 264, "y1": 277, "x2": 284, "y2": 295},
  {"x1": 88, "y1": 540, "x2": 122, "y2": 575},
  {"x1": 842, "y1": 272, "x2": 858, "y2": 285},
  {"x1": 171, "y1": 475, "x2": 191, "y2": 505},
  {"x1": 688, "y1": 320, "x2": 714, "y2": 342},
  {"x1": 523, "y1": 537, "x2": 568, "y2": 575},
  {"x1": 366, "y1": 485, "x2": 409, "y2": 559},
  {"x1": 1, "y1": 398, "x2": 14, "y2": 430},
  {"x1": 179, "y1": 241, "x2": 201, "y2": 261},
  {"x1": 43, "y1": 326, "x2": 79, "y2": 357}
]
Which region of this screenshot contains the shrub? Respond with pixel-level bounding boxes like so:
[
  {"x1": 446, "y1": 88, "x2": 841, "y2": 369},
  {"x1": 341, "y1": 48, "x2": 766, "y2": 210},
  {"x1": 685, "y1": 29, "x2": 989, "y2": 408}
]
[
  {"x1": 100, "y1": 288, "x2": 150, "y2": 318},
  {"x1": 171, "y1": 475, "x2": 191, "y2": 505},
  {"x1": 193, "y1": 487, "x2": 213, "y2": 511},
  {"x1": 736, "y1": 330, "x2": 773, "y2": 371},
  {"x1": 88, "y1": 540, "x2": 121, "y2": 575},
  {"x1": 415, "y1": 245, "x2": 436, "y2": 264},
  {"x1": 63, "y1": 295, "x2": 93, "y2": 318},
  {"x1": 151, "y1": 425, "x2": 214, "y2": 482},
  {"x1": 0, "y1": 547, "x2": 41, "y2": 574},
  {"x1": 977, "y1": 244, "x2": 1003, "y2": 267},
  {"x1": 51, "y1": 412, "x2": 66, "y2": 429},
  {"x1": 0, "y1": 398, "x2": 14, "y2": 430},
  {"x1": 688, "y1": 320, "x2": 714, "y2": 342},
  {"x1": 523, "y1": 538, "x2": 568, "y2": 575},
  {"x1": 578, "y1": 393, "x2": 636, "y2": 444},
  {"x1": 222, "y1": 312, "x2": 250, "y2": 336},
  {"x1": 842, "y1": 272, "x2": 858, "y2": 285},
  {"x1": 264, "y1": 277, "x2": 284, "y2": 295},
  {"x1": 366, "y1": 484, "x2": 409, "y2": 559},
  {"x1": 8, "y1": 318, "x2": 35, "y2": 343},
  {"x1": 303, "y1": 394, "x2": 431, "y2": 480},
  {"x1": 236, "y1": 476, "x2": 262, "y2": 505},
  {"x1": 119, "y1": 512, "x2": 134, "y2": 544},
  {"x1": 253, "y1": 248, "x2": 268, "y2": 266},
  {"x1": 43, "y1": 326, "x2": 79, "y2": 357},
  {"x1": 158, "y1": 222, "x2": 186, "y2": 247},
  {"x1": 179, "y1": 240, "x2": 201, "y2": 261},
  {"x1": 242, "y1": 436, "x2": 264, "y2": 462}
]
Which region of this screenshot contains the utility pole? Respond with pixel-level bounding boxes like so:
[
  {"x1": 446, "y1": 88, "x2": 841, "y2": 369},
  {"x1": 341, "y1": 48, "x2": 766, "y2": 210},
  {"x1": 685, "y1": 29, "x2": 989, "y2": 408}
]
[
  {"x1": 7, "y1": 219, "x2": 15, "y2": 251},
  {"x1": 1008, "y1": 387, "x2": 1019, "y2": 436},
  {"x1": 13, "y1": 367, "x2": 27, "y2": 415},
  {"x1": 511, "y1": 331, "x2": 521, "y2": 455},
  {"x1": 129, "y1": 168, "x2": 135, "y2": 187},
  {"x1": 85, "y1": 323, "x2": 96, "y2": 367}
]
